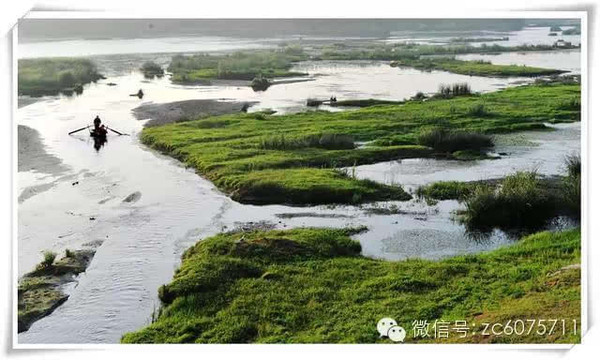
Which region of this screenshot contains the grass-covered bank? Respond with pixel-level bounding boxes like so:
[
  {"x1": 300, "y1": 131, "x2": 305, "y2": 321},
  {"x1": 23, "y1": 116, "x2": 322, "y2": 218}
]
[
  {"x1": 168, "y1": 47, "x2": 308, "y2": 84},
  {"x1": 167, "y1": 43, "x2": 572, "y2": 88},
  {"x1": 462, "y1": 170, "x2": 579, "y2": 232},
  {"x1": 418, "y1": 156, "x2": 581, "y2": 233},
  {"x1": 317, "y1": 42, "x2": 580, "y2": 62},
  {"x1": 331, "y1": 99, "x2": 405, "y2": 108},
  {"x1": 18, "y1": 58, "x2": 103, "y2": 97},
  {"x1": 390, "y1": 58, "x2": 565, "y2": 78},
  {"x1": 141, "y1": 83, "x2": 580, "y2": 205},
  {"x1": 122, "y1": 227, "x2": 580, "y2": 344}
]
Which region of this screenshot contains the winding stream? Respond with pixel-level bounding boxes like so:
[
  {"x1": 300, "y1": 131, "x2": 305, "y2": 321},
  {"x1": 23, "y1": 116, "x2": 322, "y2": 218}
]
[{"x1": 18, "y1": 49, "x2": 580, "y2": 343}]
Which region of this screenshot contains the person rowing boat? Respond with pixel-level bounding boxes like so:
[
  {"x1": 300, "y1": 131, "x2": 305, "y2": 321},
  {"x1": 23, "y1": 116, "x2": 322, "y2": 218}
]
[
  {"x1": 68, "y1": 116, "x2": 128, "y2": 137},
  {"x1": 68, "y1": 116, "x2": 128, "y2": 151},
  {"x1": 129, "y1": 89, "x2": 144, "y2": 98},
  {"x1": 90, "y1": 115, "x2": 108, "y2": 151},
  {"x1": 90, "y1": 115, "x2": 108, "y2": 139}
]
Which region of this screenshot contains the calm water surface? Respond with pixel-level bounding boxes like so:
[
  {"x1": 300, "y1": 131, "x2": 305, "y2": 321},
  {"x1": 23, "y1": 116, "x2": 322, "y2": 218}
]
[
  {"x1": 17, "y1": 39, "x2": 581, "y2": 343},
  {"x1": 456, "y1": 50, "x2": 581, "y2": 74},
  {"x1": 384, "y1": 26, "x2": 581, "y2": 47}
]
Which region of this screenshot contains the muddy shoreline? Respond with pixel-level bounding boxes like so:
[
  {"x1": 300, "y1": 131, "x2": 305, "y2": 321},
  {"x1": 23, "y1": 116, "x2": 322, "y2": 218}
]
[
  {"x1": 18, "y1": 125, "x2": 67, "y2": 174},
  {"x1": 132, "y1": 99, "x2": 258, "y2": 127},
  {"x1": 17, "y1": 125, "x2": 71, "y2": 203}
]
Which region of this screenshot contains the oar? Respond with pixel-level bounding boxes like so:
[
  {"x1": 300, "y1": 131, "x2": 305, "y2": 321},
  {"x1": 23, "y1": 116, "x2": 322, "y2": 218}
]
[
  {"x1": 68, "y1": 126, "x2": 89, "y2": 135},
  {"x1": 106, "y1": 126, "x2": 129, "y2": 136}
]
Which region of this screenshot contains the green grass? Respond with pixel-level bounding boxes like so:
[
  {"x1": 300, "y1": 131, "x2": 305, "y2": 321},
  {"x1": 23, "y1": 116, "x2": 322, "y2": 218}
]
[
  {"x1": 449, "y1": 37, "x2": 509, "y2": 43},
  {"x1": 222, "y1": 168, "x2": 411, "y2": 205},
  {"x1": 434, "y1": 83, "x2": 472, "y2": 98},
  {"x1": 562, "y1": 154, "x2": 581, "y2": 216},
  {"x1": 462, "y1": 170, "x2": 580, "y2": 232},
  {"x1": 317, "y1": 42, "x2": 579, "y2": 62},
  {"x1": 259, "y1": 133, "x2": 355, "y2": 151},
  {"x1": 18, "y1": 249, "x2": 95, "y2": 332},
  {"x1": 140, "y1": 61, "x2": 164, "y2": 78},
  {"x1": 122, "y1": 227, "x2": 580, "y2": 344},
  {"x1": 168, "y1": 43, "x2": 575, "y2": 86},
  {"x1": 40, "y1": 250, "x2": 57, "y2": 268},
  {"x1": 417, "y1": 181, "x2": 485, "y2": 201},
  {"x1": 417, "y1": 128, "x2": 494, "y2": 153},
  {"x1": 169, "y1": 48, "x2": 308, "y2": 84},
  {"x1": 391, "y1": 58, "x2": 565, "y2": 77},
  {"x1": 141, "y1": 83, "x2": 579, "y2": 205},
  {"x1": 332, "y1": 99, "x2": 405, "y2": 107},
  {"x1": 18, "y1": 58, "x2": 103, "y2": 97}
]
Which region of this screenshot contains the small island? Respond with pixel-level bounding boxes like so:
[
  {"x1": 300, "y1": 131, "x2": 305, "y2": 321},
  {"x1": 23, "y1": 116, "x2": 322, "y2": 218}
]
[
  {"x1": 18, "y1": 58, "x2": 103, "y2": 97},
  {"x1": 168, "y1": 48, "x2": 308, "y2": 90},
  {"x1": 390, "y1": 58, "x2": 566, "y2": 77},
  {"x1": 139, "y1": 82, "x2": 579, "y2": 206},
  {"x1": 18, "y1": 248, "x2": 96, "y2": 332}
]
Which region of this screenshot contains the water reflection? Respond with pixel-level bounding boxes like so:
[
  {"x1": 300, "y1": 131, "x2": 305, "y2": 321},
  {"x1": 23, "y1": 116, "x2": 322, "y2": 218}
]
[
  {"x1": 17, "y1": 49, "x2": 581, "y2": 343},
  {"x1": 464, "y1": 215, "x2": 580, "y2": 243},
  {"x1": 93, "y1": 135, "x2": 107, "y2": 151}
]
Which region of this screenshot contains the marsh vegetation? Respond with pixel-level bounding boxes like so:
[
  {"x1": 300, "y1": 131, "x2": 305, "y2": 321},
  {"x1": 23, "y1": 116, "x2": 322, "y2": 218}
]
[
  {"x1": 418, "y1": 155, "x2": 581, "y2": 233},
  {"x1": 317, "y1": 42, "x2": 580, "y2": 62},
  {"x1": 449, "y1": 36, "x2": 509, "y2": 43},
  {"x1": 122, "y1": 227, "x2": 580, "y2": 343},
  {"x1": 163, "y1": 42, "x2": 572, "y2": 90},
  {"x1": 391, "y1": 58, "x2": 565, "y2": 77},
  {"x1": 168, "y1": 47, "x2": 308, "y2": 84},
  {"x1": 461, "y1": 171, "x2": 567, "y2": 232},
  {"x1": 18, "y1": 249, "x2": 96, "y2": 332},
  {"x1": 140, "y1": 83, "x2": 579, "y2": 205},
  {"x1": 18, "y1": 22, "x2": 582, "y2": 344},
  {"x1": 140, "y1": 61, "x2": 164, "y2": 78},
  {"x1": 18, "y1": 58, "x2": 103, "y2": 97}
]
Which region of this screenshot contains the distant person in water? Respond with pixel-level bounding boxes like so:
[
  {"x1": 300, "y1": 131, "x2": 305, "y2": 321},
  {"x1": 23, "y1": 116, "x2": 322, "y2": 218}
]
[
  {"x1": 91, "y1": 115, "x2": 107, "y2": 151},
  {"x1": 130, "y1": 89, "x2": 144, "y2": 98},
  {"x1": 92, "y1": 115, "x2": 107, "y2": 137},
  {"x1": 93, "y1": 115, "x2": 102, "y2": 128}
]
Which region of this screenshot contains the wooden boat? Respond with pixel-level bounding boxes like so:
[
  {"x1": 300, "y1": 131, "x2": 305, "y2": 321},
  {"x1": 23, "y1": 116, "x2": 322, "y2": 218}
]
[{"x1": 90, "y1": 127, "x2": 108, "y2": 139}]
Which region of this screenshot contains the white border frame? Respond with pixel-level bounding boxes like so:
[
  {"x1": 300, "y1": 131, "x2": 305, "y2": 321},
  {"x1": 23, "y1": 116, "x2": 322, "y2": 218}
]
[{"x1": 11, "y1": 10, "x2": 589, "y2": 351}]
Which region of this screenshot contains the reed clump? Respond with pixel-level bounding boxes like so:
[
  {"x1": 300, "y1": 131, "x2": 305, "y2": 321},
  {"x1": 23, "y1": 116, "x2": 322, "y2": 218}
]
[{"x1": 417, "y1": 128, "x2": 493, "y2": 153}]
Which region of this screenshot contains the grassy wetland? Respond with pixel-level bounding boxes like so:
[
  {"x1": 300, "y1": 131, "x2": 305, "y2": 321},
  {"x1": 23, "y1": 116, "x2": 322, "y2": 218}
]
[
  {"x1": 132, "y1": 66, "x2": 581, "y2": 344},
  {"x1": 390, "y1": 58, "x2": 566, "y2": 77},
  {"x1": 18, "y1": 20, "x2": 582, "y2": 344},
  {"x1": 168, "y1": 47, "x2": 308, "y2": 84},
  {"x1": 140, "y1": 82, "x2": 580, "y2": 205},
  {"x1": 17, "y1": 42, "x2": 571, "y2": 97},
  {"x1": 122, "y1": 227, "x2": 580, "y2": 344},
  {"x1": 165, "y1": 41, "x2": 573, "y2": 89},
  {"x1": 417, "y1": 160, "x2": 581, "y2": 233},
  {"x1": 18, "y1": 58, "x2": 103, "y2": 97},
  {"x1": 315, "y1": 42, "x2": 579, "y2": 62}
]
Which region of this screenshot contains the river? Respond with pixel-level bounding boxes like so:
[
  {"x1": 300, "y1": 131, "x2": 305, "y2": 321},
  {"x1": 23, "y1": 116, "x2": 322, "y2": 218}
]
[{"x1": 17, "y1": 38, "x2": 580, "y2": 343}]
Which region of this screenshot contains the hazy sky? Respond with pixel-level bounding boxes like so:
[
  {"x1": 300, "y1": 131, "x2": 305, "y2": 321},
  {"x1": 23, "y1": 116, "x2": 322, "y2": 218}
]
[{"x1": 19, "y1": 18, "x2": 579, "y2": 42}]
